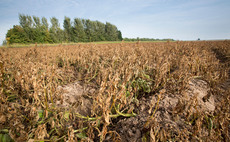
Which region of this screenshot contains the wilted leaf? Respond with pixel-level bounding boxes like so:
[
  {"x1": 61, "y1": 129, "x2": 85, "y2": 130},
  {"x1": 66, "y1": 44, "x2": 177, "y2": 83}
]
[{"x1": 150, "y1": 128, "x2": 155, "y2": 142}]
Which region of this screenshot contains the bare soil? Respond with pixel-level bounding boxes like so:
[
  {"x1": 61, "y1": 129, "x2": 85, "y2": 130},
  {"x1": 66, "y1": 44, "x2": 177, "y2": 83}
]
[{"x1": 57, "y1": 77, "x2": 219, "y2": 141}]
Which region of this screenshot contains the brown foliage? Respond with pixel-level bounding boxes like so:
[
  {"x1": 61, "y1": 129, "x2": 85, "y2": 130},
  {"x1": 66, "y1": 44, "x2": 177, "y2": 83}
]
[{"x1": 0, "y1": 41, "x2": 229, "y2": 141}]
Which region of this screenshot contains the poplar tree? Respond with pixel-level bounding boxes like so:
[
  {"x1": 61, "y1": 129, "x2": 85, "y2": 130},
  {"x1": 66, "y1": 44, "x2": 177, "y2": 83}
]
[
  {"x1": 63, "y1": 16, "x2": 73, "y2": 42},
  {"x1": 73, "y1": 18, "x2": 86, "y2": 42},
  {"x1": 50, "y1": 17, "x2": 63, "y2": 43},
  {"x1": 96, "y1": 21, "x2": 106, "y2": 41},
  {"x1": 105, "y1": 22, "x2": 119, "y2": 41}
]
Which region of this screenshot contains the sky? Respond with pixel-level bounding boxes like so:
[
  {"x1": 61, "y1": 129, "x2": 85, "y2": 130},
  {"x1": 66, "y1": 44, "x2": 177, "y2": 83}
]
[{"x1": 0, "y1": 0, "x2": 230, "y2": 44}]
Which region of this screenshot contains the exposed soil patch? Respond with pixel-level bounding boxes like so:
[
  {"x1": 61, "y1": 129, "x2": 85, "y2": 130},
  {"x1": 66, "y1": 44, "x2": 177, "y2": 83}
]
[
  {"x1": 116, "y1": 78, "x2": 216, "y2": 142},
  {"x1": 56, "y1": 78, "x2": 219, "y2": 142},
  {"x1": 185, "y1": 79, "x2": 215, "y2": 112},
  {"x1": 56, "y1": 81, "x2": 96, "y2": 116}
]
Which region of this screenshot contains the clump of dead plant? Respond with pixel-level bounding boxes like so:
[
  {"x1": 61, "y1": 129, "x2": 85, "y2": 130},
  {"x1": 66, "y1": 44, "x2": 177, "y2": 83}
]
[{"x1": 0, "y1": 41, "x2": 229, "y2": 141}]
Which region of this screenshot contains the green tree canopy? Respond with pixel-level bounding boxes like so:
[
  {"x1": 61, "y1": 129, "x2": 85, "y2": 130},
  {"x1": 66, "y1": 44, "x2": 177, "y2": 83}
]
[
  {"x1": 63, "y1": 16, "x2": 73, "y2": 42},
  {"x1": 6, "y1": 25, "x2": 30, "y2": 44},
  {"x1": 73, "y1": 18, "x2": 86, "y2": 42},
  {"x1": 105, "y1": 22, "x2": 119, "y2": 41},
  {"x1": 6, "y1": 14, "x2": 123, "y2": 44}
]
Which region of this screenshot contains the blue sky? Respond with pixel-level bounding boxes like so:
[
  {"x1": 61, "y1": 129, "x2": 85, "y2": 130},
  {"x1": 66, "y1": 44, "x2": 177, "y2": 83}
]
[{"x1": 0, "y1": 0, "x2": 230, "y2": 44}]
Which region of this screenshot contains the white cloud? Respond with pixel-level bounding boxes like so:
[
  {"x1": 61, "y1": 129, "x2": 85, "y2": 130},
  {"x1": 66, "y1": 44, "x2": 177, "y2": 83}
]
[{"x1": 67, "y1": 0, "x2": 79, "y2": 6}]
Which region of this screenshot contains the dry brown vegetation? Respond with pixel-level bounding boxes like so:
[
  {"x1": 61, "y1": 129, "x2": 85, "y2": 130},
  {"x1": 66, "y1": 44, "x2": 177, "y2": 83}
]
[{"x1": 0, "y1": 41, "x2": 230, "y2": 142}]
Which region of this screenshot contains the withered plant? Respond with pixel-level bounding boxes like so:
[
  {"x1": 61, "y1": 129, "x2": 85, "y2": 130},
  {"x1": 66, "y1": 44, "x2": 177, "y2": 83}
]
[{"x1": 0, "y1": 41, "x2": 229, "y2": 141}]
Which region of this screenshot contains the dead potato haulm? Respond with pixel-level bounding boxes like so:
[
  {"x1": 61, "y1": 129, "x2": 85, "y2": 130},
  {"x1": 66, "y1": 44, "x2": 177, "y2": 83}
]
[{"x1": 0, "y1": 41, "x2": 230, "y2": 142}]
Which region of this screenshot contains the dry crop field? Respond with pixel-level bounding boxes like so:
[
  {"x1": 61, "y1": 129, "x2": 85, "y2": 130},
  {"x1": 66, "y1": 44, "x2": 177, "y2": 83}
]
[{"x1": 0, "y1": 41, "x2": 229, "y2": 142}]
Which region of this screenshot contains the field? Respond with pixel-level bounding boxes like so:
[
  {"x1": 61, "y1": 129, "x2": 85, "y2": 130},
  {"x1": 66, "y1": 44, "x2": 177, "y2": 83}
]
[{"x1": 0, "y1": 41, "x2": 229, "y2": 142}]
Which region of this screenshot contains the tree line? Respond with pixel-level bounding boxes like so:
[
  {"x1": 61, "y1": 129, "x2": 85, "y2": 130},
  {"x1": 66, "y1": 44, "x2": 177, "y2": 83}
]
[
  {"x1": 123, "y1": 37, "x2": 174, "y2": 42},
  {"x1": 6, "y1": 14, "x2": 123, "y2": 44}
]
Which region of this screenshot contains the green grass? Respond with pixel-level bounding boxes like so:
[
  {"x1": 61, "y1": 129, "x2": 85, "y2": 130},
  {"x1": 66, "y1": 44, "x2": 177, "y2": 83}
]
[{"x1": 0, "y1": 40, "x2": 170, "y2": 48}]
